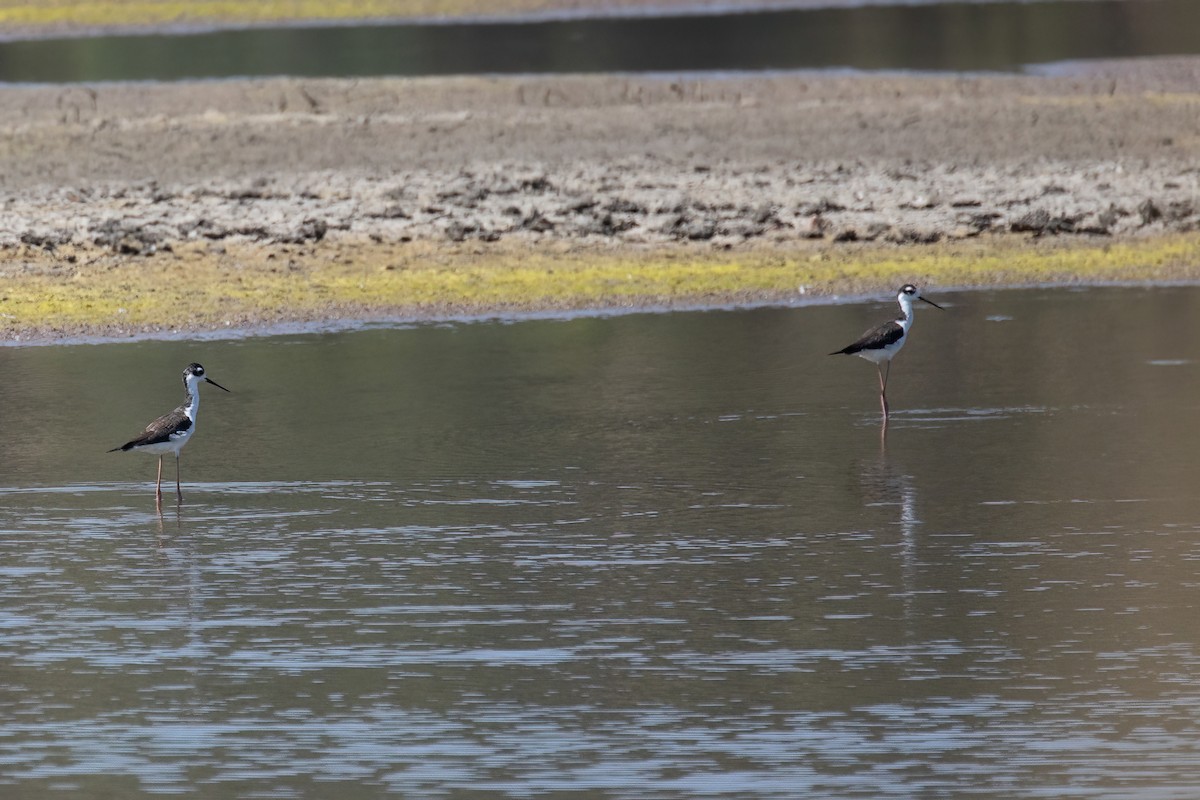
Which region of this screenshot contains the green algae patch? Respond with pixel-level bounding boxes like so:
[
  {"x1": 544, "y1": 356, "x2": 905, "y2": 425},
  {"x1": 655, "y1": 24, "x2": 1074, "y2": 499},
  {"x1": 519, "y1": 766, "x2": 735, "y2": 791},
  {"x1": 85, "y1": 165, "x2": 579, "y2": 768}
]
[
  {"x1": 0, "y1": 0, "x2": 551, "y2": 33},
  {"x1": 788, "y1": 233, "x2": 1200, "y2": 293},
  {"x1": 0, "y1": 233, "x2": 1197, "y2": 342}
]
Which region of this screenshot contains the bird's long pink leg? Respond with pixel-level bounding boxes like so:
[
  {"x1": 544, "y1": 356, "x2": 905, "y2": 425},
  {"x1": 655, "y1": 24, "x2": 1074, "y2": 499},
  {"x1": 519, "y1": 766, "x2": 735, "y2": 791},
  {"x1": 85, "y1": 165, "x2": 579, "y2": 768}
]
[
  {"x1": 175, "y1": 454, "x2": 183, "y2": 504},
  {"x1": 877, "y1": 364, "x2": 890, "y2": 419},
  {"x1": 155, "y1": 456, "x2": 164, "y2": 512}
]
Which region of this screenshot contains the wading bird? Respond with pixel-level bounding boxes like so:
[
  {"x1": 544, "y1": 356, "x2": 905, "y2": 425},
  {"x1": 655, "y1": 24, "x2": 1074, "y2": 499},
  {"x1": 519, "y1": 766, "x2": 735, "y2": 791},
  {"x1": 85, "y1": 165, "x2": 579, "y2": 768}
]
[
  {"x1": 830, "y1": 284, "x2": 943, "y2": 419},
  {"x1": 109, "y1": 363, "x2": 230, "y2": 509}
]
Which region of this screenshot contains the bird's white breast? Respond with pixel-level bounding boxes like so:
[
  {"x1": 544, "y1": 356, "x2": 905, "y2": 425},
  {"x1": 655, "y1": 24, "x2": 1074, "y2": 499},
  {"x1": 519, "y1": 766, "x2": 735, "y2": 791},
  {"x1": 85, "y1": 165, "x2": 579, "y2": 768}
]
[
  {"x1": 855, "y1": 337, "x2": 905, "y2": 364},
  {"x1": 131, "y1": 426, "x2": 193, "y2": 456}
]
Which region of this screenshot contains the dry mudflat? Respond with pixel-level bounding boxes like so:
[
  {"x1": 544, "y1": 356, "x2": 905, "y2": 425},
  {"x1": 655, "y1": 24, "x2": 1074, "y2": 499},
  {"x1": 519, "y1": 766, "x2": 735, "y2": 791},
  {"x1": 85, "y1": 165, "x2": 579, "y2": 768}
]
[{"x1": 0, "y1": 57, "x2": 1198, "y2": 340}]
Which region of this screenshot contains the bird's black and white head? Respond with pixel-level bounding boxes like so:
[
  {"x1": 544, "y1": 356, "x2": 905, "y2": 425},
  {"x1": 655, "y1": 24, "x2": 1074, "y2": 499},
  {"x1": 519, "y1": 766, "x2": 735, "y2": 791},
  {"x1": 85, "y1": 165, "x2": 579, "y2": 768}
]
[
  {"x1": 182, "y1": 363, "x2": 230, "y2": 394},
  {"x1": 896, "y1": 284, "x2": 943, "y2": 318}
]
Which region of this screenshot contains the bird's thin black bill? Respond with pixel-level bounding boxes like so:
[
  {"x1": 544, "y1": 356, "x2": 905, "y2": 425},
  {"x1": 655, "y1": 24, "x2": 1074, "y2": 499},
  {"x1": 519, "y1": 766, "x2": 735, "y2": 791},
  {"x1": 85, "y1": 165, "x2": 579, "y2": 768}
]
[{"x1": 206, "y1": 378, "x2": 232, "y2": 392}]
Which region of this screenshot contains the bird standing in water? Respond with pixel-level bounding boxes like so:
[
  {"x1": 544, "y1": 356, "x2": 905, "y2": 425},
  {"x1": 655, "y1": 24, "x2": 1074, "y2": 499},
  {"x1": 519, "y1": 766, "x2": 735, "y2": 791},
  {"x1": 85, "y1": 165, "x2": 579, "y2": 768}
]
[
  {"x1": 830, "y1": 284, "x2": 943, "y2": 419},
  {"x1": 109, "y1": 363, "x2": 230, "y2": 510}
]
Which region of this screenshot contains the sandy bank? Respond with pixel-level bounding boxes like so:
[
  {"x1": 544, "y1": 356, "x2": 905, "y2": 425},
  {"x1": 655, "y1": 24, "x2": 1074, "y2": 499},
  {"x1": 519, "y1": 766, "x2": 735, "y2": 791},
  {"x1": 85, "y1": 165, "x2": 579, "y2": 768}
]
[{"x1": 0, "y1": 60, "x2": 1198, "y2": 341}]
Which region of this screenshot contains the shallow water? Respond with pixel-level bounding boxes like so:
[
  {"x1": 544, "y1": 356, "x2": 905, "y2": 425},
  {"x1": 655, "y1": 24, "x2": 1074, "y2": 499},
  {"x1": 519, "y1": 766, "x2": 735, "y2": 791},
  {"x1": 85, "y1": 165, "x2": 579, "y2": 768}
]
[
  {"x1": 4, "y1": 286, "x2": 1200, "y2": 796},
  {"x1": 0, "y1": 0, "x2": 1196, "y2": 82}
]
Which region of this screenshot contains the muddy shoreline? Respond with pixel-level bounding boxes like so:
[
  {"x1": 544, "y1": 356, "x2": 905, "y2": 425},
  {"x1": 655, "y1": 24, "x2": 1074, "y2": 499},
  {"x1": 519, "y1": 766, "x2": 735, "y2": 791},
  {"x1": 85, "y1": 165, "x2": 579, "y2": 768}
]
[{"x1": 0, "y1": 59, "x2": 1198, "y2": 342}]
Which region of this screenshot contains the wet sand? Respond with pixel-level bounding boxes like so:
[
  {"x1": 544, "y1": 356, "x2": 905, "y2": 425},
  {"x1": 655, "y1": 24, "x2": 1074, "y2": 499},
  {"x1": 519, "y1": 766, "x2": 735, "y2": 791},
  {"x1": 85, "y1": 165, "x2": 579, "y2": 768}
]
[{"x1": 1, "y1": 58, "x2": 1199, "y2": 341}]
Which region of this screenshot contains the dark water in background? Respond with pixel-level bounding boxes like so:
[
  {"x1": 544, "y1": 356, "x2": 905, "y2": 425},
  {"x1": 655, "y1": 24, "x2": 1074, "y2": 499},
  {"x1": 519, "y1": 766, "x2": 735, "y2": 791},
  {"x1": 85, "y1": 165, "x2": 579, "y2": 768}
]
[
  {"x1": 3, "y1": 286, "x2": 1200, "y2": 796},
  {"x1": 0, "y1": 0, "x2": 1196, "y2": 83}
]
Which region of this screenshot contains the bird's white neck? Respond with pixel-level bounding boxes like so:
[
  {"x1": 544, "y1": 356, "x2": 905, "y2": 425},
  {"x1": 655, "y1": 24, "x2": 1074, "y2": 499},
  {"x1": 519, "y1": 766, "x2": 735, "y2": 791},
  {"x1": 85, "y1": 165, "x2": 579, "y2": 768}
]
[
  {"x1": 897, "y1": 294, "x2": 917, "y2": 330},
  {"x1": 183, "y1": 376, "x2": 202, "y2": 420}
]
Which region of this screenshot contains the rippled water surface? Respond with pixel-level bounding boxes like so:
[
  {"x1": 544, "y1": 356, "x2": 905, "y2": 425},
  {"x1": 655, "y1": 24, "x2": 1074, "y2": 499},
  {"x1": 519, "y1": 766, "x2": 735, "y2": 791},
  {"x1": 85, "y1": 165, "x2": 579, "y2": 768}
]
[{"x1": 4, "y1": 286, "x2": 1200, "y2": 797}]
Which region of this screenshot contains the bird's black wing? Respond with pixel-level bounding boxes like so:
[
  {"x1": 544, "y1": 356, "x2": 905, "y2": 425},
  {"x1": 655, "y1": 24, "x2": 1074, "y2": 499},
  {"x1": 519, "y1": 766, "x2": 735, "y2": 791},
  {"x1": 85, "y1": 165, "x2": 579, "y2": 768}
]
[
  {"x1": 830, "y1": 320, "x2": 904, "y2": 355},
  {"x1": 109, "y1": 406, "x2": 192, "y2": 452}
]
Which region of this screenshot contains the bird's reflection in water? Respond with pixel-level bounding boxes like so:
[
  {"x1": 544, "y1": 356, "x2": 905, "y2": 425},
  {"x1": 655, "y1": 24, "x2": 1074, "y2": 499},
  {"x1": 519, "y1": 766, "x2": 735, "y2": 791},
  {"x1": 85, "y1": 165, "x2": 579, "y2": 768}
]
[
  {"x1": 858, "y1": 436, "x2": 921, "y2": 636},
  {"x1": 153, "y1": 510, "x2": 206, "y2": 702}
]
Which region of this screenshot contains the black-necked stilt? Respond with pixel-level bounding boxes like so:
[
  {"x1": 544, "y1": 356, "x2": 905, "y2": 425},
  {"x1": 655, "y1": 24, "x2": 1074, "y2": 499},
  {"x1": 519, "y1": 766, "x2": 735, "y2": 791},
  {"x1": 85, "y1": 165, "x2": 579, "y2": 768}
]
[
  {"x1": 109, "y1": 362, "x2": 230, "y2": 509},
  {"x1": 830, "y1": 284, "x2": 943, "y2": 418}
]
